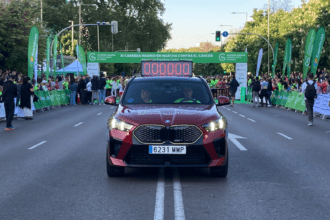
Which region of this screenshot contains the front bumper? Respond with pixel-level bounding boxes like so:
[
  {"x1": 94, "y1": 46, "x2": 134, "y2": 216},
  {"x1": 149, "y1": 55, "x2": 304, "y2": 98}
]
[{"x1": 107, "y1": 129, "x2": 228, "y2": 168}]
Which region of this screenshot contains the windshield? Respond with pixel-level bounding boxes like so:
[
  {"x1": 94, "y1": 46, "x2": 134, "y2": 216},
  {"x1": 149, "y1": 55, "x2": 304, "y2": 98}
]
[{"x1": 122, "y1": 80, "x2": 212, "y2": 105}]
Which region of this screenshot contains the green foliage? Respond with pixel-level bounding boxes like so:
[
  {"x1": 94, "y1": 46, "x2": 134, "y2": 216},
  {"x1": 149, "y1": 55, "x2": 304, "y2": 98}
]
[
  {"x1": 43, "y1": 0, "x2": 172, "y2": 55},
  {"x1": 0, "y1": 0, "x2": 46, "y2": 74},
  {"x1": 222, "y1": 0, "x2": 330, "y2": 75}
]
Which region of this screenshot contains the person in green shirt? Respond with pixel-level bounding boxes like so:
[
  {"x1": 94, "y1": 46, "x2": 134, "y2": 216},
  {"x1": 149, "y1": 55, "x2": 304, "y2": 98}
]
[
  {"x1": 210, "y1": 78, "x2": 216, "y2": 88},
  {"x1": 248, "y1": 78, "x2": 252, "y2": 86},
  {"x1": 141, "y1": 89, "x2": 152, "y2": 103},
  {"x1": 215, "y1": 77, "x2": 219, "y2": 86},
  {"x1": 63, "y1": 78, "x2": 69, "y2": 90},
  {"x1": 174, "y1": 87, "x2": 201, "y2": 104},
  {"x1": 105, "y1": 77, "x2": 112, "y2": 96}
]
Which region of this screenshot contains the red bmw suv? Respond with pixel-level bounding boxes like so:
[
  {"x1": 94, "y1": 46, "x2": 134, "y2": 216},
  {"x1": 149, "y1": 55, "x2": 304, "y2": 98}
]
[{"x1": 106, "y1": 74, "x2": 230, "y2": 177}]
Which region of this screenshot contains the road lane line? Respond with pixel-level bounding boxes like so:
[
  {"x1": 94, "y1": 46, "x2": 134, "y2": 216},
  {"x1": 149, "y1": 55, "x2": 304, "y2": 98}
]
[
  {"x1": 228, "y1": 133, "x2": 247, "y2": 151},
  {"x1": 247, "y1": 118, "x2": 256, "y2": 122},
  {"x1": 277, "y1": 132, "x2": 292, "y2": 140},
  {"x1": 277, "y1": 133, "x2": 292, "y2": 140},
  {"x1": 239, "y1": 114, "x2": 246, "y2": 117},
  {"x1": 28, "y1": 141, "x2": 47, "y2": 150},
  {"x1": 154, "y1": 168, "x2": 165, "y2": 220},
  {"x1": 97, "y1": 112, "x2": 102, "y2": 115},
  {"x1": 232, "y1": 111, "x2": 238, "y2": 114},
  {"x1": 74, "y1": 122, "x2": 84, "y2": 127},
  {"x1": 173, "y1": 168, "x2": 185, "y2": 220},
  {"x1": 222, "y1": 106, "x2": 226, "y2": 108}
]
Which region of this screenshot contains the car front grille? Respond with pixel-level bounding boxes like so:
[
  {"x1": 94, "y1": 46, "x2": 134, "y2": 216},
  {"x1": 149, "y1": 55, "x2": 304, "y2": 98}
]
[
  {"x1": 134, "y1": 125, "x2": 165, "y2": 144},
  {"x1": 125, "y1": 145, "x2": 211, "y2": 166},
  {"x1": 133, "y1": 125, "x2": 202, "y2": 144}
]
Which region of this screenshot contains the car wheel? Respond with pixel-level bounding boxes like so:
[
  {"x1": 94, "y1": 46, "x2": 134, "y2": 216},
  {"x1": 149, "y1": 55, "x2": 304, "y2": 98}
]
[
  {"x1": 106, "y1": 150, "x2": 125, "y2": 177},
  {"x1": 210, "y1": 153, "x2": 228, "y2": 177}
]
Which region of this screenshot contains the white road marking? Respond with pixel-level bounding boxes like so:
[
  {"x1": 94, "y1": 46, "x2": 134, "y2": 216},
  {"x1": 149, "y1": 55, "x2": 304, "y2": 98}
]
[
  {"x1": 247, "y1": 118, "x2": 256, "y2": 122},
  {"x1": 228, "y1": 133, "x2": 247, "y2": 151},
  {"x1": 173, "y1": 168, "x2": 185, "y2": 220},
  {"x1": 277, "y1": 132, "x2": 292, "y2": 140},
  {"x1": 28, "y1": 141, "x2": 47, "y2": 150},
  {"x1": 154, "y1": 168, "x2": 165, "y2": 220},
  {"x1": 226, "y1": 108, "x2": 231, "y2": 110},
  {"x1": 74, "y1": 122, "x2": 84, "y2": 127},
  {"x1": 222, "y1": 106, "x2": 226, "y2": 108},
  {"x1": 239, "y1": 114, "x2": 246, "y2": 117},
  {"x1": 97, "y1": 112, "x2": 102, "y2": 115},
  {"x1": 232, "y1": 111, "x2": 238, "y2": 114}
]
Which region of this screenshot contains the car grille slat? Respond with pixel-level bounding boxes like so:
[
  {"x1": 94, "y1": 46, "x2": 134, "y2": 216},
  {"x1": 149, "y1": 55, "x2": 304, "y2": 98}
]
[{"x1": 134, "y1": 125, "x2": 202, "y2": 144}]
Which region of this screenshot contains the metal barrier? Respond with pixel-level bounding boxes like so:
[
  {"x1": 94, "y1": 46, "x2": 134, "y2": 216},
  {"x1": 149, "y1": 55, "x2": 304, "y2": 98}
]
[{"x1": 211, "y1": 88, "x2": 230, "y2": 98}]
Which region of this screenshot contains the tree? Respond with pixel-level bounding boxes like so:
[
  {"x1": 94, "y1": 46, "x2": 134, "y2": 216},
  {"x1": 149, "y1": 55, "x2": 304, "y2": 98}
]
[
  {"x1": 223, "y1": 0, "x2": 330, "y2": 75},
  {"x1": 43, "y1": 0, "x2": 172, "y2": 54},
  {"x1": 0, "y1": 0, "x2": 46, "y2": 74}
]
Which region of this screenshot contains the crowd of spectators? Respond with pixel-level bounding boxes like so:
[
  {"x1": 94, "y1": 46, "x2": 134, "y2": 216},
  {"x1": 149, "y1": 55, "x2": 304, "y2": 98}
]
[
  {"x1": 247, "y1": 69, "x2": 330, "y2": 95},
  {"x1": 0, "y1": 70, "x2": 130, "y2": 106}
]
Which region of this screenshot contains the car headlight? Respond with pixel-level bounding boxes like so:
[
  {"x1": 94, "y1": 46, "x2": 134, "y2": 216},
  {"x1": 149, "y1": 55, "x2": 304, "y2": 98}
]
[
  {"x1": 202, "y1": 117, "x2": 226, "y2": 132},
  {"x1": 108, "y1": 118, "x2": 134, "y2": 132}
]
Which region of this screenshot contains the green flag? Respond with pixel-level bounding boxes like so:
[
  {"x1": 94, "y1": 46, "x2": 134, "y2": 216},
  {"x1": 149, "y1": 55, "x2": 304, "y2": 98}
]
[
  {"x1": 28, "y1": 26, "x2": 39, "y2": 79},
  {"x1": 76, "y1": 45, "x2": 87, "y2": 75},
  {"x1": 46, "y1": 37, "x2": 51, "y2": 80},
  {"x1": 272, "y1": 43, "x2": 278, "y2": 78},
  {"x1": 53, "y1": 35, "x2": 58, "y2": 77},
  {"x1": 311, "y1": 27, "x2": 326, "y2": 76},
  {"x1": 282, "y1": 40, "x2": 289, "y2": 76},
  {"x1": 60, "y1": 43, "x2": 65, "y2": 70},
  {"x1": 286, "y1": 38, "x2": 292, "y2": 79},
  {"x1": 303, "y1": 28, "x2": 316, "y2": 79}
]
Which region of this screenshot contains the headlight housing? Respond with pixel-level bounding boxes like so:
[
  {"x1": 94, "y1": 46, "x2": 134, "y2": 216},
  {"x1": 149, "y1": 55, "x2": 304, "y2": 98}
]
[
  {"x1": 108, "y1": 118, "x2": 134, "y2": 132},
  {"x1": 202, "y1": 117, "x2": 227, "y2": 132}
]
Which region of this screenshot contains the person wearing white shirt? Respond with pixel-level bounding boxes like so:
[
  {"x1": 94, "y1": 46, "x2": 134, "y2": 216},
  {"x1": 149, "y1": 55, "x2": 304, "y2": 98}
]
[
  {"x1": 301, "y1": 73, "x2": 318, "y2": 126},
  {"x1": 111, "y1": 80, "x2": 117, "y2": 97},
  {"x1": 86, "y1": 81, "x2": 92, "y2": 104},
  {"x1": 118, "y1": 83, "x2": 124, "y2": 96}
]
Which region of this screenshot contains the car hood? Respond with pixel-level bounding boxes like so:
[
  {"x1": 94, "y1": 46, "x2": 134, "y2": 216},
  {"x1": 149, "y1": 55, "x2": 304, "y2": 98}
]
[{"x1": 114, "y1": 104, "x2": 221, "y2": 127}]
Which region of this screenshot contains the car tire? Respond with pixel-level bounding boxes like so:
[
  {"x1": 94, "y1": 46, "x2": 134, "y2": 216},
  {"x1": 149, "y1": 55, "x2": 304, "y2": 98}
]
[
  {"x1": 106, "y1": 150, "x2": 125, "y2": 177},
  {"x1": 210, "y1": 153, "x2": 228, "y2": 177}
]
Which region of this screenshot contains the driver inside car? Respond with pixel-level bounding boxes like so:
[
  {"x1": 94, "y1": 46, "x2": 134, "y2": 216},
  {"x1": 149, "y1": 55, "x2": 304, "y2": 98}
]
[
  {"x1": 174, "y1": 86, "x2": 201, "y2": 104},
  {"x1": 141, "y1": 89, "x2": 153, "y2": 103}
]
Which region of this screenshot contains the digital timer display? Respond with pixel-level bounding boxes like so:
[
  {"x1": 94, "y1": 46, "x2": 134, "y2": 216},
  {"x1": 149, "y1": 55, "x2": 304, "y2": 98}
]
[{"x1": 141, "y1": 61, "x2": 193, "y2": 77}]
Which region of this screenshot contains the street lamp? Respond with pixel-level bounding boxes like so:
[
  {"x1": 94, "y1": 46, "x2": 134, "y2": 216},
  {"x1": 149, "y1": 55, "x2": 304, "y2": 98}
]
[
  {"x1": 96, "y1": 21, "x2": 110, "y2": 52},
  {"x1": 231, "y1": 12, "x2": 248, "y2": 24},
  {"x1": 69, "y1": 20, "x2": 74, "y2": 55},
  {"x1": 78, "y1": 1, "x2": 98, "y2": 45}
]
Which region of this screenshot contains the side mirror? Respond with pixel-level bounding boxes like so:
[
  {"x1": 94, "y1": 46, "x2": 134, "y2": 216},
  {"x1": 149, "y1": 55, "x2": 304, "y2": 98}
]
[
  {"x1": 216, "y1": 96, "x2": 231, "y2": 106},
  {"x1": 105, "y1": 96, "x2": 118, "y2": 106}
]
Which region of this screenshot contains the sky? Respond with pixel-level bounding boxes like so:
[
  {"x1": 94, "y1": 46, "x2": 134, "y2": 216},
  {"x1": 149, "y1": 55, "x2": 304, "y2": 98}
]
[{"x1": 160, "y1": 0, "x2": 303, "y2": 49}]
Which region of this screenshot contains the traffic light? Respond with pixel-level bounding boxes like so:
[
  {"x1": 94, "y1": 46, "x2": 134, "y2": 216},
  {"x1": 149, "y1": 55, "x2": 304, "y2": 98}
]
[{"x1": 216, "y1": 31, "x2": 221, "y2": 42}]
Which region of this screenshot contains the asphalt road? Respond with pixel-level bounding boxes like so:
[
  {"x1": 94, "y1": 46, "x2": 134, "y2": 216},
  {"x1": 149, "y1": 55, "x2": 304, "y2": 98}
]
[{"x1": 0, "y1": 103, "x2": 330, "y2": 220}]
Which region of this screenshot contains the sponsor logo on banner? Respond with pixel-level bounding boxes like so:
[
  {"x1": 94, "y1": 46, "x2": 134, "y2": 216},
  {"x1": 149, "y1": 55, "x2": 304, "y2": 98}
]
[
  {"x1": 89, "y1": 53, "x2": 96, "y2": 61},
  {"x1": 219, "y1": 53, "x2": 226, "y2": 61}
]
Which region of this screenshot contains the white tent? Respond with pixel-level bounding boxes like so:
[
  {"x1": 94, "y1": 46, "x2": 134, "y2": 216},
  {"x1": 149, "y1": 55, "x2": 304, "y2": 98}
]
[{"x1": 55, "y1": 60, "x2": 84, "y2": 74}]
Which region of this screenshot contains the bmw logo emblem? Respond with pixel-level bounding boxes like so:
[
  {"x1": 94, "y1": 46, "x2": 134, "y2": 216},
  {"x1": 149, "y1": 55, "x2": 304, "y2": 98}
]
[{"x1": 165, "y1": 120, "x2": 171, "y2": 123}]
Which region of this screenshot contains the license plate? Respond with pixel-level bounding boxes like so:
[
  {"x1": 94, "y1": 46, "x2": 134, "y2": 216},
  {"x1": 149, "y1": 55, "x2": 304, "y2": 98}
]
[{"x1": 149, "y1": 146, "x2": 186, "y2": 154}]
